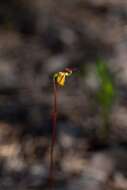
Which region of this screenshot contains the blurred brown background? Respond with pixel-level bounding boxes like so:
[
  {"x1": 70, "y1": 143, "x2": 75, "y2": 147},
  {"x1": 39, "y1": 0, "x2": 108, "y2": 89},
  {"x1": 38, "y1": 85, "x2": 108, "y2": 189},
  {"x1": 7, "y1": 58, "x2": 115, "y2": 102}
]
[{"x1": 0, "y1": 0, "x2": 127, "y2": 190}]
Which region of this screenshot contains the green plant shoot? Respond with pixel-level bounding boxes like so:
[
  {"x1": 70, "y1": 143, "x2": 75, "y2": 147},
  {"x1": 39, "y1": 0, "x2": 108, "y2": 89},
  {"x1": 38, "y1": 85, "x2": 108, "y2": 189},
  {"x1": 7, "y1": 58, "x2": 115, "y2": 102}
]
[{"x1": 96, "y1": 59, "x2": 116, "y2": 141}]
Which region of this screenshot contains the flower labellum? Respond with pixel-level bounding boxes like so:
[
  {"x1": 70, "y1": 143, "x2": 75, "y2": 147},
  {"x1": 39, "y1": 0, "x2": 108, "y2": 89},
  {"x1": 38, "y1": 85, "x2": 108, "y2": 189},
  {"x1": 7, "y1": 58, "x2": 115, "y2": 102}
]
[{"x1": 53, "y1": 69, "x2": 72, "y2": 87}]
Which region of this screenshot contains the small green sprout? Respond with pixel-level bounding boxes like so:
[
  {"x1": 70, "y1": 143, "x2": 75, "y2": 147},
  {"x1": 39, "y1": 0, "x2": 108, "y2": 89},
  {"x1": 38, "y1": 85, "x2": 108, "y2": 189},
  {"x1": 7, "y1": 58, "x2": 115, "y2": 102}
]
[{"x1": 96, "y1": 58, "x2": 116, "y2": 141}]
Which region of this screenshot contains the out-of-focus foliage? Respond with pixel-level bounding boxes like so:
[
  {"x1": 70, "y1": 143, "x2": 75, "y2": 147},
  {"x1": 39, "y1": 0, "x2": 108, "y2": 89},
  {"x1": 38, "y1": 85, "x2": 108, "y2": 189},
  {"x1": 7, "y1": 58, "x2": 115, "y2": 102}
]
[
  {"x1": 96, "y1": 59, "x2": 116, "y2": 112},
  {"x1": 96, "y1": 59, "x2": 116, "y2": 141}
]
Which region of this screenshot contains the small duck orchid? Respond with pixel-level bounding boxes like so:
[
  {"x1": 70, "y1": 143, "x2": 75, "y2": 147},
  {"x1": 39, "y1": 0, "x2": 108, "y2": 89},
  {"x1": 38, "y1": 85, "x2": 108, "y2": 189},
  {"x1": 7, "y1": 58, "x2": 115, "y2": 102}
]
[{"x1": 53, "y1": 68, "x2": 73, "y2": 87}]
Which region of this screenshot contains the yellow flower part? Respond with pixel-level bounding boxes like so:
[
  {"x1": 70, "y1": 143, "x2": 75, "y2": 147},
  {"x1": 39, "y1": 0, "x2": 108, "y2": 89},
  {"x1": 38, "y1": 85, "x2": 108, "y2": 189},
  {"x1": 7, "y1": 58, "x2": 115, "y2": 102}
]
[
  {"x1": 54, "y1": 70, "x2": 72, "y2": 87},
  {"x1": 56, "y1": 72, "x2": 67, "y2": 86}
]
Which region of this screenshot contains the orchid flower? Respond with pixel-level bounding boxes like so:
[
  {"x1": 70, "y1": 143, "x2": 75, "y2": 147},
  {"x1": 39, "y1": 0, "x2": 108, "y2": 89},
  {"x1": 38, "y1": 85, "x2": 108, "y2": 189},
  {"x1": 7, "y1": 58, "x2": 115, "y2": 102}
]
[
  {"x1": 49, "y1": 67, "x2": 76, "y2": 188},
  {"x1": 53, "y1": 68, "x2": 73, "y2": 87}
]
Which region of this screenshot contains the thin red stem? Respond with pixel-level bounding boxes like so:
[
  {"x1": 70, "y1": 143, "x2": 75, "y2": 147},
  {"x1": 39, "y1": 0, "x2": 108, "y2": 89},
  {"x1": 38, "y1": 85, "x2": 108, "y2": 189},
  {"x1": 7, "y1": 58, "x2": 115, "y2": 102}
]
[{"x1": 49, "y1": 78, "x2": 57, "y2": 189}]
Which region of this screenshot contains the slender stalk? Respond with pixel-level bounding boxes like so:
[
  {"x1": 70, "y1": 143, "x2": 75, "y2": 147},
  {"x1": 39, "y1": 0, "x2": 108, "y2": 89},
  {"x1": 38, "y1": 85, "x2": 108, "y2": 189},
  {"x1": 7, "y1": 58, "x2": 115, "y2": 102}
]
[
  {"x1": 49, "y1": 78, "x2": 57, "y2": 189},
  {"x1": 48, "y1": 68, "x2": 76, "y2": 188}
]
